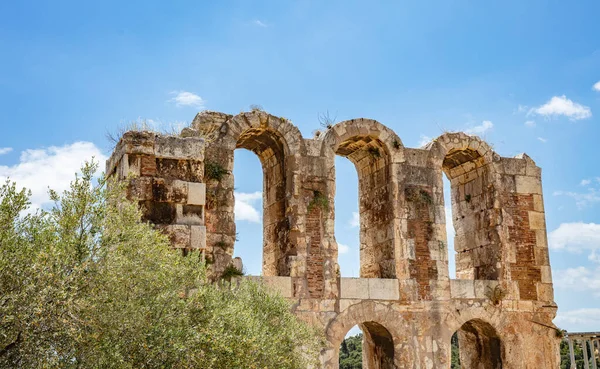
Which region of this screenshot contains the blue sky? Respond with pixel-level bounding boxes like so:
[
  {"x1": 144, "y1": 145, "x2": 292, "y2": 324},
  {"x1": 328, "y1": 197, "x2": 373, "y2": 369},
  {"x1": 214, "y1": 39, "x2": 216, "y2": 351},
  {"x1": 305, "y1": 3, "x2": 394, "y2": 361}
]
[{"x1": 1, "y1": 0, "x2": 600, "y2": 332}]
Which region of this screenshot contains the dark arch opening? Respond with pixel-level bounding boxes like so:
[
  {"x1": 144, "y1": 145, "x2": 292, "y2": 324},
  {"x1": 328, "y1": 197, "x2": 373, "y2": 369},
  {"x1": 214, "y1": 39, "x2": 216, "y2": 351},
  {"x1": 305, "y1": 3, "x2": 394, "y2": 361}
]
[
  {"x1": 442, "y1": 148, "x2": 500, "y2": 280},
  {"x1": 451, "y1": 319, "x2": 503, "y2": 369},
  {"x1": 339, "y1": 322, "x2": 394, "y2": 369},
  {"x1": 334, "y1": 135, "x2": 395, "y2": 278},
  {"x1": 234, "y1": 128, "x2": 291, "y2": 276}
]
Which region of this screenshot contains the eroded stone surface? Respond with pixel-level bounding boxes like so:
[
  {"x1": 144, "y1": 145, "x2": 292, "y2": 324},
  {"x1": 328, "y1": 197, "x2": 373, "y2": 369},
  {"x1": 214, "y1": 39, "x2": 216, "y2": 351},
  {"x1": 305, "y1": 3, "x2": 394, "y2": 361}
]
[{"x1": 107, "y1": 110, "x2": 560, "y2": 369}]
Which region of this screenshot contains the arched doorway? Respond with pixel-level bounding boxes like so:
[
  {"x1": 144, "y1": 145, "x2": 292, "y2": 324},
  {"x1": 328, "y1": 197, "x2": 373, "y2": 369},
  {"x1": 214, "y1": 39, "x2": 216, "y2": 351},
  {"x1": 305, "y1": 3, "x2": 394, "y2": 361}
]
[
  {"x1": 234, "y1": 127, "x2": 290, "y2": 276},
  {"x1": 339, "y1": 322, "x2": 395, "y2": 369},
  {"x1": 438, "y1": 136, "x2": 500, "y2": 281},
  {"x1": 323, "y1": 120, "x2": 400, "y2": 279},
  {"x1": 452, "y1": 319, "x2": 503, "y2": 369}
]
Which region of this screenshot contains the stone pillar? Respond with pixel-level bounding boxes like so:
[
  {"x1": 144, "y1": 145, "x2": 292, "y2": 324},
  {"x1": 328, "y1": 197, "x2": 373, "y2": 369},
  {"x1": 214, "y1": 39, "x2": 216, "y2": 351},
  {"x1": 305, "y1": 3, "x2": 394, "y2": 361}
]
[
  {"x1": 593, "y1": 339, "x2": 599, "y2": 369},
  {"x1": 584, "y1": 339, "x2": 591, "y2": 369},
  {"x1": 569, "y1": 338, "x2": 577, "y2": 369}
]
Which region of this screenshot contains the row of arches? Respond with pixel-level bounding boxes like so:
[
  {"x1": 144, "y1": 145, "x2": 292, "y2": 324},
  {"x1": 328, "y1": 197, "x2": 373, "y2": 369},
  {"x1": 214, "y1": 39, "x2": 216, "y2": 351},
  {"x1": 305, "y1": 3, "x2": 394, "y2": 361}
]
[
  {"x1": 197, "y1": 111, "x2": 504, "y2": 282},
  {"x1": 337, "y1": 319, "x2": 503, "y2": 369}
]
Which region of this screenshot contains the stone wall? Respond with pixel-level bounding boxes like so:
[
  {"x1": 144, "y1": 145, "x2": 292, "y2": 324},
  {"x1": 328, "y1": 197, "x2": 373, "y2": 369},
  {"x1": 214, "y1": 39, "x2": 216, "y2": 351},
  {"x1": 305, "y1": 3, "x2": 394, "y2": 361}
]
[{"x1": 107, "y1": 110, "x2": 560, "y2": 369}]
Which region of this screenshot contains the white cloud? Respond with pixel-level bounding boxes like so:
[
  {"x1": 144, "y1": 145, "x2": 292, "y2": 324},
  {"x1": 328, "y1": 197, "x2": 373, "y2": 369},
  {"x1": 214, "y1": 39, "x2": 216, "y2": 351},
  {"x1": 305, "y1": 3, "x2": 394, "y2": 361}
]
[
  {"x1": 253, "y1": 20, "x2": 267, "y2": 27},
  {"x1": 555, "y1": 308, "x2": 600, "y2": 328},
  {"x1": 581, "y1": 179, "x2": 591, "y2": 186},
  {"x1": 0, "y1": 147, "x2": 13, "y2": 155},
  {"x1": 349, "y1": 211, "x2": 360, "y2": 228},
  {"x1": 549, "y1": 222, "x2": 600, "y2": 252},
  {"x1": 418, "y1": 135, "x2": 432, "y2": 147},
  {"x1": 234, "y1": 191, "x2": 262, "y2": 223},
  {"x1": 0, "y1": 142, "x2": 107, "y2": 210},
  {"x1": 465, "y1": 120, "x2": 493, "y2": 135},
  {"x1": 168, "y1": 91, "x2": 205, "y2": 109},
  {"x1": 524, "y1": 120, "x2": 536, "y2": 128},
  {"x1": 530, "y1": 95, "x2": 592, "y2": 121},
  {"x1": 338, "y1": 243, "x2": 349, "y2": 254},
  {"x1": 537, "y1": 137, "x2": 547, "y2": 143},
  {"x1": 593, "y1": 81, "x2": 600, "y2": 92},
  {"x1": 554, "y1": 188, "x2": 600, "y2": 209}
]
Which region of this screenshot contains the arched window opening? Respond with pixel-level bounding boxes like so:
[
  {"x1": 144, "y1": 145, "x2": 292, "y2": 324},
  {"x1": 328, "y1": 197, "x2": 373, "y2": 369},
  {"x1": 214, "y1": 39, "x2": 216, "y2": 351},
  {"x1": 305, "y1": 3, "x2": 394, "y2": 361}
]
[
  {"x1": 233, "y1": 128, "x2": 290, "y2": 277},
  {"x1": 339, "y1": 322, "x2": 394, "y2": 369},
  {"x1": 232, "y1": 149, "x2": 263, "y2": 276},
  {"x1": 451, "y1": 319, "x2": 503, "y2": 369},
  {"x1": 334, "y1": 135, "x2": 395, "y2": 278},
  {"x1": 340, "y1": 325, "x2": 363, "y2": 369},
  {"x1": 334, "y1": 156, "x2": 360, "y2": 277},
  {"x1": 442, "y1": 148, "x2": 500, "y2": 280}
]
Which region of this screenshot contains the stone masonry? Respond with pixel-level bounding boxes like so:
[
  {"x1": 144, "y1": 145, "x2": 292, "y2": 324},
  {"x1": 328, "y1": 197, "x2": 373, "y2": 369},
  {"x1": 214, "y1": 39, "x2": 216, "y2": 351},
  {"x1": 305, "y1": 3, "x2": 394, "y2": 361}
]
[{"x1": 107, "y1": 110, "x2": 560, "y2": 369}]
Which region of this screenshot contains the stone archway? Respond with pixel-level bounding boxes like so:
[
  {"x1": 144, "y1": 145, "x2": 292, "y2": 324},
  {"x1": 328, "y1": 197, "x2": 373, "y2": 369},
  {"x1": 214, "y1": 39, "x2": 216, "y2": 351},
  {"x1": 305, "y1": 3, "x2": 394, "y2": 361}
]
[
  {"x1": 321, "y1": 119, "x2": 403, "y2": 279},
  {"x1": 192, "y1": 111, "x2": 305, "y2": 277},
  {"x1": 427, "y1": 133, "x2": 501, "y2": 281},
  {"x1": 452, "y1": 319, "x2": 503, "y2": 369}
]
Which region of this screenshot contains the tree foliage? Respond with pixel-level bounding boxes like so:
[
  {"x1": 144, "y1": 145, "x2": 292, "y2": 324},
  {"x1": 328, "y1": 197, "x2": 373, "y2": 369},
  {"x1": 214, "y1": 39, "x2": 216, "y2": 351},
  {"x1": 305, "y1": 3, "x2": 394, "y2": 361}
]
[
  {"x1": 339, "y1": 333, "x2": 363, "y2": 369},
  {"x1": 0, "y1": 161, "x2": 321, "y2": 368}
]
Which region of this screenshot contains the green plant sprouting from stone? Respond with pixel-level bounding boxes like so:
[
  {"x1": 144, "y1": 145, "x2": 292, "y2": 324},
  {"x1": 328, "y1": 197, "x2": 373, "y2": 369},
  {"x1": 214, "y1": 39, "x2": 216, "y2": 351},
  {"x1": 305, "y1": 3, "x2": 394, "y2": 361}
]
[
  {"x1": 205, "y1": 161, "x2": 227, "y2": 182},
  {"x1": 221, "y1": 264, "x2": 244, "y2": 281},
  {"x1": 308, "y1": 190, "x2": 329, "y2": 212},
  {"x1": 367, "y1": 146, "x2": 381, "y2": 158}
]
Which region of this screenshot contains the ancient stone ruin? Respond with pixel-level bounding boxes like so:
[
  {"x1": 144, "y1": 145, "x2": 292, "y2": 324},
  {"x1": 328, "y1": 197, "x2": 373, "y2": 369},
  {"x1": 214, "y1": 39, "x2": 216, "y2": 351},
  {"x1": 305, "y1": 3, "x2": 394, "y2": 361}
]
[{"x1": 107, "y1": 110, "x2": 560, "y2": 368}]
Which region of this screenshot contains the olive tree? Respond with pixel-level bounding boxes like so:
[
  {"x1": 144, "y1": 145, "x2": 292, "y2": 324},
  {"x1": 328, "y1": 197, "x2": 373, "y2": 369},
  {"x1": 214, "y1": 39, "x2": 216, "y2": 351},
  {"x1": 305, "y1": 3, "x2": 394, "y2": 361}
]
[{"x1": 0, "y1": 161, "x2": 321, "y2": 368}]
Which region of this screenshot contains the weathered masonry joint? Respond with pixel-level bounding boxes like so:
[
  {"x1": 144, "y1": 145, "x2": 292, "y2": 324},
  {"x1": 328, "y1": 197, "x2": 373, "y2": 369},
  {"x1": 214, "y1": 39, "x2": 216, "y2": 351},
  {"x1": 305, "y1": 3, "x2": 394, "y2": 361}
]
[{"x1": 107, "y1": 110, "x2": 560, "y2": 369}]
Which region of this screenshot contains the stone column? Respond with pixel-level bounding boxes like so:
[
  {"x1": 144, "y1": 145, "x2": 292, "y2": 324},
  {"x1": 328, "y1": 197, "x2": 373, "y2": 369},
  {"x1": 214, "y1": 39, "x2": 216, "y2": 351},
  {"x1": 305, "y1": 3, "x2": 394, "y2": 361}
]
[
  {"x1": 594, "y1": 339, "x2": 599, "y2": 369},
  {"x1": 584, "y1": 339, "x2": 591, "y2": 369},
  {"x1": 569, "y1": 338, "x2": 577, "y2": 369}
]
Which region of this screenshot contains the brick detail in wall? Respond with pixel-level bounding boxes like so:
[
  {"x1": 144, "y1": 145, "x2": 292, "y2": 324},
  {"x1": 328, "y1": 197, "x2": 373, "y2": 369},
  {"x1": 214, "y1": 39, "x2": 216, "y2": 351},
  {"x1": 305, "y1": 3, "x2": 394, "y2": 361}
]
[
  {"x1": 406, "y1": 186, "x2": 438, "y2": 300},
  {"x1": 506, "y1": 193, "x2": 541, "y2": 300},
  {"x1": 306, "y1": 206, "x2": 324, "y2": 298}
]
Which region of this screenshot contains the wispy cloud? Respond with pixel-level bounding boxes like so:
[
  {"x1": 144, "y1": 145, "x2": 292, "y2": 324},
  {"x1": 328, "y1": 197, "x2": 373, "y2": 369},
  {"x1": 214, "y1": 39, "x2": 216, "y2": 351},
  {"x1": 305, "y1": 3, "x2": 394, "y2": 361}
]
[
  {"x1": 555, "y1": 308, "x2": 600, "y2": 328},
  {"x1": 0, "y1": 147, "x2": 13, "y2": 155},
  {"x1": 524, "y1": 120, "x2": 536, "y2": 128},
  {"x1": 529, "y1": 95, "x2": 592, "y2": 121},
  {"x1": 338, "y1": 243, "x2": 350, "y2": 254},
  {"x1": 581, "y1": 179, "x2": 592, "y2": 186},
  {"x1": 0, "y1": 142, "x2": 107, "y2": 210},
  {"x1": 349, "y1": 211, "x2": 360, "y2": 228},
  {"x1": 593, "y1": 81, "x2": 600, "y2": 92},
  {"x1": 418, "y1": 135, "x2": 432, "y2": 147},
  {"x1": 551, "y1": 222, "x2": 600, "y2": 298},
  {"x1": 537, "y1": 137, "x2": 547, "y2": 143},
  {"x1": 549, "y1": 222, "x2": 600, "y2": 253},
  {"x1": 465, "y1": 120, "x2": 493, "y2": 135},
  {"x1": 253, "y1": 20, "x2": 268, "y2": 28},
  {"x1": 168, "y1": 91, "x2": 206, "y2": 109},
  {"x1": 554, "y1": 187, "x2": 600, "y2": 209},
  {"x1": 234, "y1": 191, "x2": 262, "y2": 223}
]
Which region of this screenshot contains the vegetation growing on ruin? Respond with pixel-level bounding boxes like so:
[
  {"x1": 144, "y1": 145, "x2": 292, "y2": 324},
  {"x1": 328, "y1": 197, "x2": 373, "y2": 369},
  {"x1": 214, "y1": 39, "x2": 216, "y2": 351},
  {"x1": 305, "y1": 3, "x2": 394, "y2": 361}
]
[
  {"x1": 205, "y1": 161, "x2": 228, "y2": 182},
  {"x1": 367, "y1": 146, "x2": 381, "y2": 158},
  {"x1": 221, "y1": 264, "x2": 244, "y2": 281},
  {"x1": 0, "y1": 161, "x2": 321, "y2": 369},
  {"x1": 308, "y1": 190, "x2": 329, "y2": 212},
  {"x1": 406, "y1": 187, "x2": 434, "y2": 205},
  {"x1": 318, "y1": 110, "x2": 337, "y2": 130}
]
